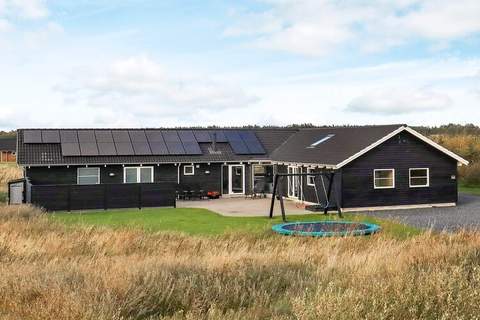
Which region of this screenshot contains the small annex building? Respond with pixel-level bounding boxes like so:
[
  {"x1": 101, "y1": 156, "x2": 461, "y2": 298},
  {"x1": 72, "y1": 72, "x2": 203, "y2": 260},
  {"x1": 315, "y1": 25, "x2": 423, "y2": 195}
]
[
  {"x1": 0, "y1": 137, "x2": 16, "y2": 163},
  {"x1": 15, "y1": 125, "x2": 468, "y2": 211}
]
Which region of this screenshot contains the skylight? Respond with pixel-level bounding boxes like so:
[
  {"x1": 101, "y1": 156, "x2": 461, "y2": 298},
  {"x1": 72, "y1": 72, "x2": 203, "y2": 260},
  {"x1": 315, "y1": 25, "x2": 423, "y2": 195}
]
[{"x1": 308, "y1": 134, "x2": 335, "y2": 148}]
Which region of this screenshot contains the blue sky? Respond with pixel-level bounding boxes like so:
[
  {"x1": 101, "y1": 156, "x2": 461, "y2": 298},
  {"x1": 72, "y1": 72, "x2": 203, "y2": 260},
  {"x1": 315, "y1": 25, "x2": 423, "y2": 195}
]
[{"x1": 0, "y1": 0, "x2": 479, "y2": 130}]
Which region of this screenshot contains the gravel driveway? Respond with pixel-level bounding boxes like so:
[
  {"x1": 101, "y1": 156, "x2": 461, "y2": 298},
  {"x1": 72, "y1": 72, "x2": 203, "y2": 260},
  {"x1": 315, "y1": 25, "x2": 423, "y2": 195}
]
[{"x1": 355, "y1": 193, "x2": 480, "y2": 231}]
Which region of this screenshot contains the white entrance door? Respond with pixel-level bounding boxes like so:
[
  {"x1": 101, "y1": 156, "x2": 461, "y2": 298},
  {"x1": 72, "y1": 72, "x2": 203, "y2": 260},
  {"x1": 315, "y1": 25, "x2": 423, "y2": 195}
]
[
  {"x1": 287, "y1": 166, "x2": 301, "y2": 198},
  {"x1": 229, "y1": 165, "x2": 245, "y2": 195}
]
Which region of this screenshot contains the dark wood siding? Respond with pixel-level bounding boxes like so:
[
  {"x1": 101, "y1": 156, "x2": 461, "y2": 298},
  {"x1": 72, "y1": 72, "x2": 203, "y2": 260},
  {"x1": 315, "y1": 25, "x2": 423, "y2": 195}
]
[
  {"x1": 31, "y1": 183, "x2": 176, "y2": 211},
  {"x1": 341, "y1": 131, "x2": 458, "y2": 208},
  {"x1": 26, "y1": 164, "x2": 179, "y2": 185},
  {"x1": 179, "y1": 163, "x2": 222, "y2": 192}
]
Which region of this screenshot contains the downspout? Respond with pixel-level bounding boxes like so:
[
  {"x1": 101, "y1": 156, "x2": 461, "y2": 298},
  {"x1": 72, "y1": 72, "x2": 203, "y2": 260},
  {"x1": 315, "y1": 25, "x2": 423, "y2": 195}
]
[{"x1": 177, "y1": 164, "x2": 180, "y2": 184}]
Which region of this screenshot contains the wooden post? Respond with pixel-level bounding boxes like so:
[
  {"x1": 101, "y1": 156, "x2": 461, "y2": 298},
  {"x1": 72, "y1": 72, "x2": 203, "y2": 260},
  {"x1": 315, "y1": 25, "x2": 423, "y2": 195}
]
[
  {"x1": 323, "y1": 172, "x2": 334, "y2": 215},
  {"x1": 269, "y1": 174, "x2": 279, "y2": 218},
  {"x1": 279, "y1": 194, "x2": 286, "y2": 222}
]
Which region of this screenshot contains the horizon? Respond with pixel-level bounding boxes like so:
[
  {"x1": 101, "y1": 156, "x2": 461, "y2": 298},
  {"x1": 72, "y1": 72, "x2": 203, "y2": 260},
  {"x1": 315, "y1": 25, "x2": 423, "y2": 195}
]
[{"x1": 1, "y1": 1, "x2": 479, "y2": 130}]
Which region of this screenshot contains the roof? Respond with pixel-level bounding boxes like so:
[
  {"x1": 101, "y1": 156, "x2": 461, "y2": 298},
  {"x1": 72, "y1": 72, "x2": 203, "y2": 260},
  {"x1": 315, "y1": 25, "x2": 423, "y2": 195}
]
[
  {"x1": 16, "y1": 125, "x2": 469, "y2": 167},
  {"x1": 270, "y1": 125, "x2": 469, "y2": 168},
  {"x1": 0, "y1": 137, "x2": 16, "y2": 152},
  {"x1": 16, "y1": 128, "x2": 297, "y2": 166}
]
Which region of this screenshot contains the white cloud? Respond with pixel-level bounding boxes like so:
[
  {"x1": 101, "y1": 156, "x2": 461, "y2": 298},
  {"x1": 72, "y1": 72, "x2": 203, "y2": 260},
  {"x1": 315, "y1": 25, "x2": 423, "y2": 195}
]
[
  {"x1": 0, "y1": 0, "x2": 48, "y2": 19},
  {"x1": 225, "y1": 0, "x2": 480, "y2": 56},
  {"x1": 55, "y1": 55, "x2": 258, "y2": 124},
  {"x1": 346, "y1": 88, "x2": 452, "y2": 115}
]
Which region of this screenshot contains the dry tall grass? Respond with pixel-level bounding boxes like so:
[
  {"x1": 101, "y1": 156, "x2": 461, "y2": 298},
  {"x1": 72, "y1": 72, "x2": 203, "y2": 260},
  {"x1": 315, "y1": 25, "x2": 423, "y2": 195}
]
[
  {"x1": 0, "y1": 164, "x2": 22, "y2": 192},
  {"x1": 0, "y1": 205, "x2": 480, "y2": 319}
]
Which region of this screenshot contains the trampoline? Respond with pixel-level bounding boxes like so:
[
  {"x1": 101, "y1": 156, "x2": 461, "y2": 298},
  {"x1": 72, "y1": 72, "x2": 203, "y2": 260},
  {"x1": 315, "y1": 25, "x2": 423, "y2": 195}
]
[{"x1": 272, "y1": 221, "x2": 381, "y2": 237}]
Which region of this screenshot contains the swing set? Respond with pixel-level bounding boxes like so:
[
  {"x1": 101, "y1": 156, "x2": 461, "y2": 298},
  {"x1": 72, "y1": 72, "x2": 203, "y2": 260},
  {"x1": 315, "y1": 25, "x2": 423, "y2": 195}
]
[{"x1": 268, "y1": 170, "x2": 343, "y2": 222}]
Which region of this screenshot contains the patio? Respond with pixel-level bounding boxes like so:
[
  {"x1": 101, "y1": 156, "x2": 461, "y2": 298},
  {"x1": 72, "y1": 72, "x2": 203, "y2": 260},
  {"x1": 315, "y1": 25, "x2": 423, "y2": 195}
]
[{"x1": 177, "y1": 196, "x2": 308, "y2": 217}]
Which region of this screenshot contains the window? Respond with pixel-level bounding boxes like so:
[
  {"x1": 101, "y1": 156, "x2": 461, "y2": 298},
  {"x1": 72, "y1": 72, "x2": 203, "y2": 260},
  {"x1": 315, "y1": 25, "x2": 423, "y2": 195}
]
[
  {"x1": 409, "y1": 168, "x2": 429, "y2": 187},
  {"x1": 308, "y1": 134, "x2": 335, "y2": 148},
  {"x1": 77, "y1": 167, "x2": 100, "y2": 185},
  {"x1": 124, "y1": 166, "x2": 154, "y2": 183},
  {"x1": 306, "y1": 168, "x2": 315, "y2": 186},
  {"x1": 374, "y1": 169, "x2": 395, "y2": 189},
  {"x1": 184, "y1": 165, "x2": 194, "y2": 176}
]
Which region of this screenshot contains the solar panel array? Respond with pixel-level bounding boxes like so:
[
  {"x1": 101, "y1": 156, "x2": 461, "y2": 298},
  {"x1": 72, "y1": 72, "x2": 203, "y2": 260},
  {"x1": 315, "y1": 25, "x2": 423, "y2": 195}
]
[{"x1": 22, "y1": 129, "x2": 266, "y2": 156}]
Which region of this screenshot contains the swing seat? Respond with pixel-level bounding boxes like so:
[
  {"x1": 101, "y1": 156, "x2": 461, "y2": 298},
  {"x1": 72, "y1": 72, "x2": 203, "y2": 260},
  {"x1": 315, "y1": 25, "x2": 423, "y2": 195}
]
[
  {"x1": 305, "y1": 204, "x2": 337, "y2": 212},
  {"x1": 305, "y1": 204, "x2": 325, "y2": 212}
]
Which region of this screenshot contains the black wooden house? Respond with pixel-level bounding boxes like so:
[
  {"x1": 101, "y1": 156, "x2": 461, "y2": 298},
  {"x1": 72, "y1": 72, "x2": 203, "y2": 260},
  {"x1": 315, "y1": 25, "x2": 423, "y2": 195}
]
[{"x1": 15, "y1": 125, "x2": 468, "y2": 211}]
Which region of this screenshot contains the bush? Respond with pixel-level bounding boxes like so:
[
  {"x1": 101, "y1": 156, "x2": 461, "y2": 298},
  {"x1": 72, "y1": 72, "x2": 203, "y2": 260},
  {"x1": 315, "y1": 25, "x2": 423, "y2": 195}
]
[{"x1": 460, "y1": 163, "x2": 480, "y2": 186}]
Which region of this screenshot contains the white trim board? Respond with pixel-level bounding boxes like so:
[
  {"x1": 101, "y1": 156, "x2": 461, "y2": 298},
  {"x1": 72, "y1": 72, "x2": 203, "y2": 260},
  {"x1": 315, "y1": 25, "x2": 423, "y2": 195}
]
[
  {"x1": 342, "y1": 202, "x2": 456, "y2": 213},
  {"x1": 335, "y1": 126, "x2": 469, "y2": 168}
]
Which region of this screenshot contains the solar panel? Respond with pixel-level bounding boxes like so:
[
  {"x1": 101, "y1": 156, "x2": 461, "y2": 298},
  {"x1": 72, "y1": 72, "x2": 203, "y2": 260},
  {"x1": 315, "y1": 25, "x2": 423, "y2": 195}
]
[
  {"x1": 146, "y1": 130, "x2": 169, "y2": 155},
  {"x1": 211, "y1": 130, "x2": 228, "y2": 142},
  {"x1": 77, "y1": 130, "x2": 96, "y2": 142},
  {"x1": 225, "y1": 130, "x2": 250, "y2": 154},
  {"x1": 23, "y1": 130, "x2": 42, "y2": 143},
  {"x1": 132, "y1": 141, "x2": 152, "y2": 155},
  {"x1": 61, "y1": 143, "x2": 81, "y2": 156},
  {"x1": 41, "y1": 130, "x2": 60, "y2": 143},
  {"x1": 182, "y1": 142, "x2": 202, "y2": 155},
  {"x1": 112, "y1": 130, "x2": 131, "y2": 142},
  {"x1": 178, "y1": 130, "x2": 202, "y2": 155},
  {"x1": 95, "y1": 130, "x2": 114, "y2": 143},
  {"x1": 145, "y1": 130, "x2": 164, "y2": 142},
  {"x1": 60, "y1": 130, "x2": 79, "y2": 143},
  {"x1": 149, "y1": 142, "x2": 169, "y2": 155},
  {"x1": 193, "y1": 130, "x2": 212, "y2": 143},
  {"x1": 129, "y1": 130, "x2": 148, "y2": 141},
  {"x1": 80, "y1": 142, "x2": 99, "y2": 156},
  {"x1": 178, "y1": 130, "x2": 196, "y2": 142},
  {"x1": 115, "y1": 142, "x2": 134, "y2": 155},
  {"x1": 239, "y1": 131, "x2": 266, "y2": 154},
  {"x1": 97, "y1": 142, "x2": 117, "y2": 155},
  {"x1": 162, "y1": 131, "x2": 185, "y2": 154}
]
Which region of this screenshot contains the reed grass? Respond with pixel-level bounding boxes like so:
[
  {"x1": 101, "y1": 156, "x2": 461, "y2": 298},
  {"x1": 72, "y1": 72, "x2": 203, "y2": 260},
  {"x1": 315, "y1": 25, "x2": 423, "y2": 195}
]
[{"x1": 0, "y1": 205, "x2": 479, "y2": 319}]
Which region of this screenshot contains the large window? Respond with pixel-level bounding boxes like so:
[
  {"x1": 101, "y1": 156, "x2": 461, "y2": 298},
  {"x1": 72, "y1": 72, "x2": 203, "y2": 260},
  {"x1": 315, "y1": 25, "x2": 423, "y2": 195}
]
[
  {"x1": 409, "y1": 168, "x2": 429, "y2": 187},
  {"x1": 306, "y1": 168, "x2": 315, "y2": 186},
  {"x1": 373, "y1": 169, "x2": 395, "y2": 189},
  {"x1": 124, "y1": 166, "x2": 154, "y2": 183},
  {"x1": 77, "y1": 167, "x2": 100, "y2": 185}
]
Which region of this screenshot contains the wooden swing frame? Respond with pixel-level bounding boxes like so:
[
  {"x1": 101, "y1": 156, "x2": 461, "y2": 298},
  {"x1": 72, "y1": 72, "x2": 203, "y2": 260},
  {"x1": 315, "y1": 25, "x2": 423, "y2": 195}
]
[{"x1": 268, "y1": 171, "x2": 343, "y2": 222}]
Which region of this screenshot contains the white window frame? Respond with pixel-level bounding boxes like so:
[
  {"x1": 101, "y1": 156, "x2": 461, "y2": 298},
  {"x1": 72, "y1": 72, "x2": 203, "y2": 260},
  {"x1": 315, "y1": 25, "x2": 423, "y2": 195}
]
[
  {"x1": 77, "y1": 167, "x2": 100, "y2": 185},
  {"x1": 123, "y1": 166, "x2": 154, "y2": 183},
  {"x1": 183, "y1": 165, "x2": 195, "y2": 176},
  {"x1": 409, "y1": 168, "x2": 430, "y2": 188},
  {"x1": 373, "y1": 169, "x2": 395, "y2": 189},
  {"x1": 306, "y1": 168, "x2": 315, "y2": 186}
]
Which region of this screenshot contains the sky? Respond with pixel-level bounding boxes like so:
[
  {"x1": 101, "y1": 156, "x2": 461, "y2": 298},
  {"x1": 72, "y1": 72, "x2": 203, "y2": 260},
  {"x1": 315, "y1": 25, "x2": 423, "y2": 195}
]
[{"x1": 0, "y1": 0, "x2": 479, "y2": 130}]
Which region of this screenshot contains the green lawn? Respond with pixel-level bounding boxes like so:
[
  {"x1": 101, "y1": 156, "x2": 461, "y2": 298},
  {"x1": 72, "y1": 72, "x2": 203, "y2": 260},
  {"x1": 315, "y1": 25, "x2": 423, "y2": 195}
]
[
  {"x1": 0, "y1": 191, "x2": 6, "y2": 203},
  {"x1": 459, "y1": 184, "x2": 480, "y2": 196},
  {"x1": 52, "y1": 207, "x2": 420, "y2": 239}
]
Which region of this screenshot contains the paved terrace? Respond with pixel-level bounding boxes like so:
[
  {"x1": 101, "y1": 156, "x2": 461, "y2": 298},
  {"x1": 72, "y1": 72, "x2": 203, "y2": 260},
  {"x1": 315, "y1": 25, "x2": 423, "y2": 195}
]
[
  {"x1": 177, "y1": 194, "x2": 480, "y2": 231},
  {"x1": 177, "y1": 197, "x2": 307, "y2": 217}
]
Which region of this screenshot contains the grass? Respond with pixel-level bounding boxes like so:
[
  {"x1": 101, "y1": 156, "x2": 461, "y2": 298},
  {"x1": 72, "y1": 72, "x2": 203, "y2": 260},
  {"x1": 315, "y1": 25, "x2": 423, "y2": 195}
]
[
  {"x1": 52, "y1": 207, "x2": 420, "y2": 239},
  {"x1": 1, "y1": 205, "x2": 480, "y2": 319},
  {"x1": 459, "y1": 183, "x2": 480, "y2": 196}
]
